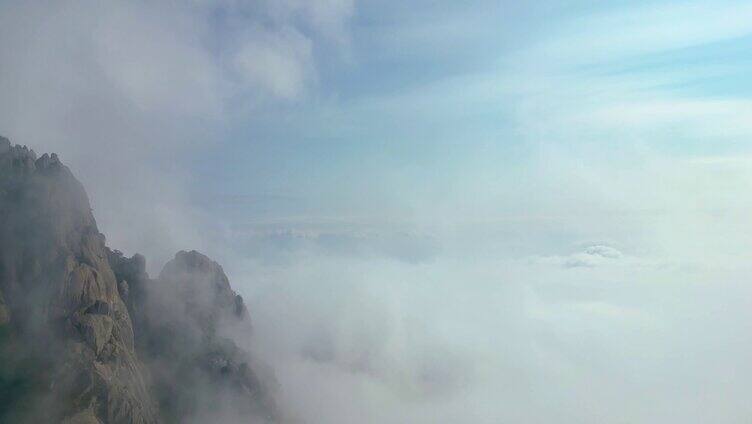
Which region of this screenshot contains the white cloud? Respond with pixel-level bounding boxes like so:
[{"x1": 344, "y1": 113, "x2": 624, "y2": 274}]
[
  {"x1": 526, "y1": 1, "x2": 752, "y2": 66},
  {"x1": 0, "y1": 0, "x2": 355, "y2": 267},
  {"x1": 233, "y1": 27, "x2": 315, "y2": 100},
  {"x1": 534, "y1": 244, "x2": 626, "y2": 268}
]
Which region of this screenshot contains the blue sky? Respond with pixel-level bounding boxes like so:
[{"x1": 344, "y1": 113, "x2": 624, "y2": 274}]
[{"x1": 184, "y1": 0, "x2": 752, "y2": 230}]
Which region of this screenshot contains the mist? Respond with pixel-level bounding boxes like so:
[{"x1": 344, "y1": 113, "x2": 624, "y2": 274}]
[{"x1": 3, "y1": 1, "x2": 752, "y2": 423}]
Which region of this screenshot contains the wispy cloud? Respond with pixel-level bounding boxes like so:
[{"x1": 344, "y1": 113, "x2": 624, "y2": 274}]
[{"x1": 524, "y1": 1, "x2": 752, "y2": 66}]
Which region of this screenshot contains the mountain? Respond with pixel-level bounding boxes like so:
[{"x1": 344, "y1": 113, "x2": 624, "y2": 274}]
[{"x1": 0, "y1": 136, "x2": 276, "y2": 423}]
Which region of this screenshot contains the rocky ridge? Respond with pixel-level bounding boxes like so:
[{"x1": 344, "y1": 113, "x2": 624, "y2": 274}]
[{"x1": 0, "y1": 136, "x2": 275, "y2": 423}]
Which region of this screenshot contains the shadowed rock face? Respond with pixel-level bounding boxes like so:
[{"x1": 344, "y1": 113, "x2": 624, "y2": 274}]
[
  {"x1": 0, "y1": 136, "x2": 158, "y2": 423},
  {"x1": 159, "y1": 250, "x2": 250, "y2": 332},
  {"x1": 112, "y1": 250, "x2": 276, "y2": 424},
  {"x1": 0, "y1": 136, "x2": 276, "y2": 423}
]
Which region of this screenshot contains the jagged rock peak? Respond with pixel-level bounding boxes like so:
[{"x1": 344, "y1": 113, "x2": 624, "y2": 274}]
[
  {"x1": 161, "y1": 250, "x2": 231, "y2": 289},
  {"x1": 0, "y1": 136, "x2": 273, "y2": 423},
  {"x1": 0, "y1": 136, "x2": 38, "y2": 171},
  {"x1": 160, "y1": 250, "x2": 249, "y2": 322},
  {"x1": 35, "y1": 152, "x2": 62, "y2": 172},
  {"x1": 0, "y1": 135, "x2": 158, "y2": 423},
  {"x1": 0, "y1": 135, "x2": 10, "y2": 153},
  {"x1": 0, "y1": 136, "x2": 63, "y2": 174}
]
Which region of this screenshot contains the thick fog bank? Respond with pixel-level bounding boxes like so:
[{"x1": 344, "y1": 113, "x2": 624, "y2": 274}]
[{"x1": 218, "y1": 217, "x2": 752, "y2": 423}]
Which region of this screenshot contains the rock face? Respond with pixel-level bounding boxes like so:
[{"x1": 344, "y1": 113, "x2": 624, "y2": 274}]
[
  {"x1": 113, "y1": 250, "x2": 276, "y2": 423},
  {"x1": 0, "y1": 137, "x2": 275, "y2": 423},
  {"x1": 0, "y1": 137, "x2": 158, "y2": 423}
]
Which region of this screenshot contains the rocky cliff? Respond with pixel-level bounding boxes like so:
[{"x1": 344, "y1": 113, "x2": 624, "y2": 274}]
[{"x1": 0, "y1": 136, "x2": 275, "y2": 423}]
